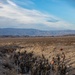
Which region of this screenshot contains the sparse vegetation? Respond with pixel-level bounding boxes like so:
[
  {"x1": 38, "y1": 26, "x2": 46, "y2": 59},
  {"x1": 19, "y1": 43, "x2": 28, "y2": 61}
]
[{"x1": 0, "y1": 36, "x2": 75, "y2": 75}]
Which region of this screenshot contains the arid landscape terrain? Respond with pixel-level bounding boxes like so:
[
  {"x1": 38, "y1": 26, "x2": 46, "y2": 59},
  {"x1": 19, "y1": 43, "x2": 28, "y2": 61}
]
[{"x1": 0, "y1": 36, "x2": 75, "y2": 75}]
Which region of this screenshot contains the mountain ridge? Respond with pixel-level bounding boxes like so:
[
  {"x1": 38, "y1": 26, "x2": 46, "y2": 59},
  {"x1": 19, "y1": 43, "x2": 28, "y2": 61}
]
[{"x1": 0, "y1": 28, "x2": 75, "y2": 36}]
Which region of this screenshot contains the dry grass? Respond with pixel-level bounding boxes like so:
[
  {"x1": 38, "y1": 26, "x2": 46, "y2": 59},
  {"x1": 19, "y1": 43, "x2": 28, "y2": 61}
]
[{"x1": 0, "y1": 36, "x2": 75, "y2": 74}]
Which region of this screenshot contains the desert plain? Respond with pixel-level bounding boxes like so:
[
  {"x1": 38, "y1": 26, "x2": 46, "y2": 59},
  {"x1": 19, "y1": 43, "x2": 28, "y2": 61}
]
[{"x1": 0, "y1": 36, "x2": 75, "y2": 75}]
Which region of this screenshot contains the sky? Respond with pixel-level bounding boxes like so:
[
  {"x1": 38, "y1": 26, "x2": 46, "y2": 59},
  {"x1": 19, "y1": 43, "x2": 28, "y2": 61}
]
[{"x1": 0, "y1": 0, "x2": 75, "y2": 30}]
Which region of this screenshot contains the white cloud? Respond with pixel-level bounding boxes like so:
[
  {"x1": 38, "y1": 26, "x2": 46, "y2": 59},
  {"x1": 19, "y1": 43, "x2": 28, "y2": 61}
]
[
  {"x1": 7, "y1": 0, "x2": 17, "y2": 7},
  {"x1": 0, "y1": 0, "x2": 74, "y2": 30}
]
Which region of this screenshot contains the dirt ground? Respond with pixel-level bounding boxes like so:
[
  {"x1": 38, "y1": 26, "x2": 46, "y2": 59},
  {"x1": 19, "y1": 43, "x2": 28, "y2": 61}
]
[{"x1": 0, "y1": 36, "x2": 75, "y2": 75}]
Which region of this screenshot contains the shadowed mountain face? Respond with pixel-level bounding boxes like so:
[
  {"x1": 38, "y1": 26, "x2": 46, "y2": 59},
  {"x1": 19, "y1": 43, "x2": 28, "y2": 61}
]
[{"x1": 0, "y1": 28, "x2": 75, "y2": 36}]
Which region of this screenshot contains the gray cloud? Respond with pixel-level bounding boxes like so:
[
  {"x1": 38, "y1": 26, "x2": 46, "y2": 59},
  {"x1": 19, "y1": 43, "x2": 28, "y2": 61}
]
[
  {"x1": 47, "y1": 19, "x2": 59, "y2": 23},
  {"x1": 0, "y1": 6, "x2": 2, "y2": 8}
]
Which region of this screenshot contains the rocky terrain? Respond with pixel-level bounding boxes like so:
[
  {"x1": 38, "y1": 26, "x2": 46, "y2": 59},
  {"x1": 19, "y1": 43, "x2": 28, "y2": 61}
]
[{"x1": 0, "y1": 36, "x2": 75, "y2": 75}]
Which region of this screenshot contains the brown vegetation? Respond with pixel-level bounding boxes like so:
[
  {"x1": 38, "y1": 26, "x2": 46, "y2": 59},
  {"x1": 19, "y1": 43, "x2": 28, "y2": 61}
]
[{"x1": 0, "y1": 36, "x2": 75, "y2": 75}]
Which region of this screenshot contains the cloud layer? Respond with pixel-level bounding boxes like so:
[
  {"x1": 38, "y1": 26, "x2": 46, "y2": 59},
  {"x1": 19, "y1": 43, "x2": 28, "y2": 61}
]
[{"x1": 0, "y1": 0, "x2": 74, "y2": 30}]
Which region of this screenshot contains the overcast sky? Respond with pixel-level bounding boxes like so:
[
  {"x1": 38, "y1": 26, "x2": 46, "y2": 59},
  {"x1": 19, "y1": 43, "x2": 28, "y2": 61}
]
[{"x1": 0, "y1": 0, "x2": 75, "y2": 30}]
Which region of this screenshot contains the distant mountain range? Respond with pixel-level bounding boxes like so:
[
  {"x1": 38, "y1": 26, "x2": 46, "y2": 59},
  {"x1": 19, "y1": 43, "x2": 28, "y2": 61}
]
[{"x1": 0, "y1": 28, "x2": 75, "y2": 36}]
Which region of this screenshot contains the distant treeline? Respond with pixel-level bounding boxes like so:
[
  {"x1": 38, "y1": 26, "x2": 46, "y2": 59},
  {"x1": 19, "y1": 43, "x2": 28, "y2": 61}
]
[
  {"x1": 0, "y1": 35, "x2": 55, "y2": 38},
  {"x1": 63, "y1": 34, "x2": 75, "y2": 36},
  {"x1": 0, "y1": 34, "x2": 75, "y2": 38},
  {"x1": 0, "y1": 35, "x2": 30, "y2": 38}
]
